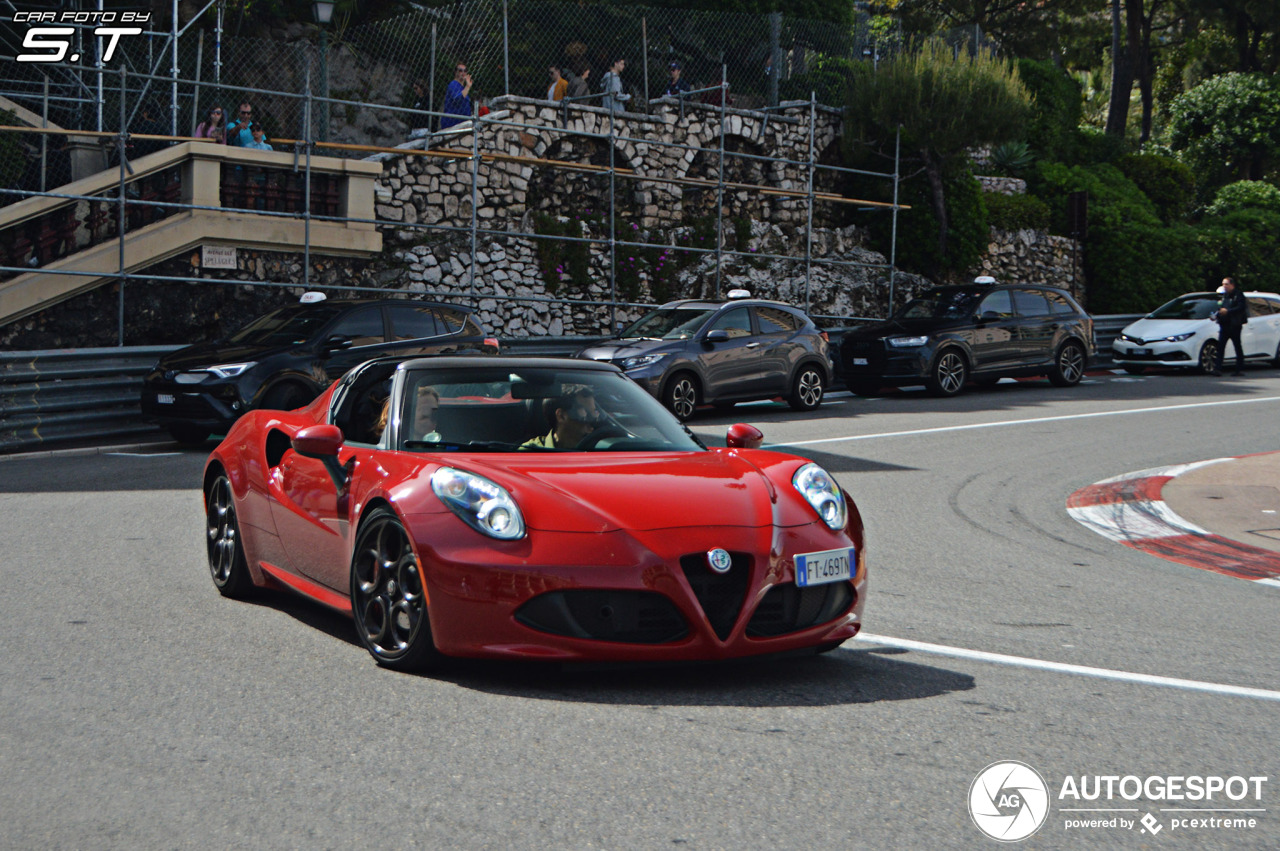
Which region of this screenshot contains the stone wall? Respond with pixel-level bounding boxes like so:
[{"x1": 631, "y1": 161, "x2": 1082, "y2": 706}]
[{"x1": 967, "y1": 228, "x2": 1085, "y2": 305}]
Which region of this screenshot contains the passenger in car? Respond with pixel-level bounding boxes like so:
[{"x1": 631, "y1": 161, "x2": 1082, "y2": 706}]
[
  {"x1": 374, "y1": 386, "x2": 442, "y2": 444},
  {"x1": 521, "y1": 385, "x2": 600, "y2": 450}
]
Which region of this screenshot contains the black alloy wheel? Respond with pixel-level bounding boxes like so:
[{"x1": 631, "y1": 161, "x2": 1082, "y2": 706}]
[
  {"x1": 1198, "y1": 340, "x2": 1219, "y2": 374},
  {"x1": 927, "y1": 349, "x2": 968, "y2": 397},
  {"x1": 350, "y1": 508, "x2": 441, "y2": 672},
  {"x1": 1049, "y1": 340, "x2": 1086, "y2": 387},
  {"x1": 788, "y1": 365, "x2": 824, "y2": 411},
  {"x1": 663, "y1": 373, "x2": 699, "y2": 422},
  {"x1": 205, "y1": 474, "x2": 254, "y2": 598}
]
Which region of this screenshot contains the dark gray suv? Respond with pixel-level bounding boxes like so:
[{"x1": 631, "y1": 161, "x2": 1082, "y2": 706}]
[{"x1": 577, "y1": 296, "x2": 831, "y2": 421}]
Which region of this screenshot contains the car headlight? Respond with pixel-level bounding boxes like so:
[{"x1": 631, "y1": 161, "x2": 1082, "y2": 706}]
[
  {"x1": 619, "y1": 353, "x2": 667, "y2": 371},
  {"x1": 886, "y1": 335, "x2": 928, "y2": 348},
  {"x1": 1119, "y1": 334, "x2": 1140, "y2": 344},
  {"x1": 1165, "y1": 332, "x2": 1195, "y2": 342},
  {"x1": 792, "y1": 463, "x2": 847, "y2": 531},
  {"x1": 431, "y1": 467, "x2": 526, "y2": 540},
  {"x1": 206, "y1": 362, "x2": 256, "y2": 379}
]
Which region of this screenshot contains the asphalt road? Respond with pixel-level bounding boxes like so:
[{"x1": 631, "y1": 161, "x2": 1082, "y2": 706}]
[{"x1": 1, "y1": 368, "x2": 1278, "y2": 849}]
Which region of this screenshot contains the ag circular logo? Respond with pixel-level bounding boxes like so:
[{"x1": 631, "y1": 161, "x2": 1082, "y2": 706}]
[
  {"x1": 968, "y1": 760, "x2": 1050, "y2": 842},
  {"x1": 706, "y1": 548, "x2": 732, "y2": 574}
]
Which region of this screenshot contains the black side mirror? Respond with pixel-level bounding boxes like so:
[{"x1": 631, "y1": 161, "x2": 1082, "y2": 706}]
[
  {"x1": 322, "y1": 334, "x2": 354, "y2": 354},
  {"x1": 705, "y1": 329, "x2": 729, "y2": 344}
]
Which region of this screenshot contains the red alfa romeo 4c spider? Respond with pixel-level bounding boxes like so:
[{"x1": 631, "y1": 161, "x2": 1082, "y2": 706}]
[{"x1": 203, "y1": 356, "x2": 866, "y2": 671}]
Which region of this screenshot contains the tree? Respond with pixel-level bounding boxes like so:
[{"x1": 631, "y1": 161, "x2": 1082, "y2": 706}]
[
  {"x1": 1168, "y1": 72, "x2": 1280, "y2": 192},
  {"x1": 843, "y1": 38, "x2": 1031, "y2": 270}
]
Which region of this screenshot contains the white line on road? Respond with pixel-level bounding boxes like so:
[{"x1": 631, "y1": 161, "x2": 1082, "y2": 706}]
[
  {"x1": 854, "y1": 632, "x2": 1280, "y2": 703},
  {"x1": 769, "y1": 396, "x2": 1280, "y2": 448}
]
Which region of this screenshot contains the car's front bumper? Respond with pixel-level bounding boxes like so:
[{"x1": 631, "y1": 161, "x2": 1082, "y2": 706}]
[
  {"x1": 404, "y1": 515, "x2": 866, "y2": 661},
  {"x1": 141, "y1": 376, "x2": 247, "y2": 430},
  {"x1": 1111, "y1": 339, "x2": 1196, "y2": 367}
]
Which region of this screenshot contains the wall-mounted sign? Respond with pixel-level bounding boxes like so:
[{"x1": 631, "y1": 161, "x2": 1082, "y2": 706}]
[{"x1": 202, "y1": 245, "x2": 237, "y2": 270}]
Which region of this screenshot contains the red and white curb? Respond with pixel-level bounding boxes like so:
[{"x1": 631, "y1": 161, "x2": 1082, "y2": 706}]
[{"x1": 1067, "y1": 459, "x2": 1280, "y2": 586}]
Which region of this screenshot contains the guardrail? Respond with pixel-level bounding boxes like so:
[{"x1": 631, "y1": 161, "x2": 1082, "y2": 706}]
[
  {"x1": 0, "y1": 315, "x2": 1147, "y2": 455},
  {"x1": 0, "y1": 345, "x2": 178, "y2": 452}
]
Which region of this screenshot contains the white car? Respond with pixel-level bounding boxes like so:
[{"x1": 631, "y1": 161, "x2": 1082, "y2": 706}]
[{"x1": 1111, "y1": 291, "x2": 1280, "y2": 374}]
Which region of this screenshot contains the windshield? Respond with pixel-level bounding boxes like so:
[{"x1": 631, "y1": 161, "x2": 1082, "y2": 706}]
[
  {"x1": 226, "y1": 305, "x2": 343, "y2": 346},
  {"x1": 619, "y1": 307, "x2": 715, "y2": 340},
  {"x1": 1149, "y1": 295, "x2": 1218, "y2": 321},
  {"x1": 895, "y1": 290, "x2": 981, "y2": 320},
  {"x1": 395, "y1": 366, "x2": 706, "y2": 453}
]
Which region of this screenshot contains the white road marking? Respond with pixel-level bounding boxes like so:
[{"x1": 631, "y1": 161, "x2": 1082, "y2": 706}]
[
  {"x1": 854, "y1": 633, "x2": 1280, "y2": 702},
  {"x1": 1258, "y1": 578, "x2": 1280, "y2": 589},
  {"x1": 768, "y1": 396, "x2": 1280, "y2": 448},
  {"x1": 1067, "y1": 501, "x2": 1209, "y2": 542}
]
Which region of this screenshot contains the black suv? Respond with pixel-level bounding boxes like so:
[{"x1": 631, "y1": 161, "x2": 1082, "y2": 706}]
[
  {"x1": 839, "y1": 282, "x2": 1093, "y2": 397},
  {"x1": 142, "y1": 298, "x2": 498, "y2": 445},
  {"x1": 576, "y1": 294, "x2": 832, "y2": 421}
]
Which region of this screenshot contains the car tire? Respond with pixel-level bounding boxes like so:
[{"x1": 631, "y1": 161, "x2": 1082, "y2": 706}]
[
  {"x1": 350, "y1": 507, "x2": 442, "y2": 672},
  {"x1": 205, "y1": 473, "x2": 255, "y2": 598},
  {"x1": 1271, "y1": 341, "x2": 1280, "y2": 368},
  {"x1": 926, "y1": 349, "x2": 968, "y2": 397},
  {"x1": 262, "y1": 381, "x2": 315, "y2": 412},
  {"x1": 787, "y1": 365, "x2": 824, "y2": 411},
  {"x1": 1049, "y1": 340, "x2": 1086, "y2": 387},
  {"x1": 1198, "y1": 340, "x2": 1218, "y2": 374},
  {"x1": 663, "y1": 373, "x2": 699, "y2": 422},
  {"x1": 1122, "y1": 365, "x2": 1147, "y2": 375},
  {"x1": 168, "y1": 423, "x2": 210, "y2": 447},
  {"x1": 846, "y1": 380, "x2": 881, "y2": 396}
]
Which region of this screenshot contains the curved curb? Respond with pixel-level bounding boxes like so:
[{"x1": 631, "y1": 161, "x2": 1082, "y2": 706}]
[{"x1": 1067, "y1": 458, "x2": 1280, "y2": 586}]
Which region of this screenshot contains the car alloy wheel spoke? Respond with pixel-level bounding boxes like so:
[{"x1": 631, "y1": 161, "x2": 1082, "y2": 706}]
[
  {"x1": 354, "y1": 517, "x2": 423, "y2": 658},
  {"x1": 673, "y1": 381, "x2": 695, "y2": 418},
  {"x1": 1062, "y1": 346, "x2": 1083, "y2": 381},
  {"x1": 940, "y1": 355, "x2": 964, "y2": 393},
  {"x1": 206, "y1": 479, "x2": 236, "y2": 584},
  {"x1": 800, "y1": 371, "x2": 821, "y2": 406}
]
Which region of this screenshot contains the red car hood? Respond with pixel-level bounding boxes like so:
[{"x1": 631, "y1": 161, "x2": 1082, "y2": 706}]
[{"x1": 450, "y1": 451, "x2": 809, "y2": 533}]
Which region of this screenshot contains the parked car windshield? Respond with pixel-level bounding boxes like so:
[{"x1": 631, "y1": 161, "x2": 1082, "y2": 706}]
[
  {"x1": 396, "y1": 366, "x2": 706, "y2": 453},
  {"x1": 1148, "y1": 295, "x2": 1218, "y2": 321},
  {"x1": 895, "y1": 290, "x2": 981, "y2": 321},
  {"x1": 227, "y1": 304, "x2": 344, "y2": 346},
  {"x1": 619, "y1": 307, "x2": 716, "y2": 340}
]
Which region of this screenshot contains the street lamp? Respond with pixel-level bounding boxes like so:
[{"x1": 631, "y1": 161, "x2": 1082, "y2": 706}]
[{"x1": 312, "y1": 1, "x2": 334, "y2": 142}]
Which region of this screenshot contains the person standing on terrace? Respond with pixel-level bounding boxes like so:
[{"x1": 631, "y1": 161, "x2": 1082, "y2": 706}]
[{"x1": 441, "y1": 62, "x2": 474, "y2": 129}]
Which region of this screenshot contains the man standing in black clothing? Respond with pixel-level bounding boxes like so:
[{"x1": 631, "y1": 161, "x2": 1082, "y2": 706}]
[{"x1": 1212, "y1": 276, "x2": 1248, "y2": 376}]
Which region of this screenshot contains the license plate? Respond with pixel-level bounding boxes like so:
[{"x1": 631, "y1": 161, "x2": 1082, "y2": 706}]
[
  {"x1": 156, "y1": 393, "x2": 175, "y2": 405},
  {"x1": 1137, "y1": 348, "x2": 1152, "y2": 356},
  {"x1": 795, "y1": 547, "x2": 854, "y2": 587},
  {"x1": 852, "y1": 357, "x2": 868, "y2": 366}
]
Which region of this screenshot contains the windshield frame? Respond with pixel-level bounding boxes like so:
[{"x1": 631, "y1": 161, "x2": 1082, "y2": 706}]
[
  {"x1": 1147, "y1": 294, "x2": 1219, "y2": 321},
  {"x1": 619, "y1": 306, "x2": 717, "y2": 341},
  {"x1": 387, "y1": 364, "x2": 707, "y2": 454}
]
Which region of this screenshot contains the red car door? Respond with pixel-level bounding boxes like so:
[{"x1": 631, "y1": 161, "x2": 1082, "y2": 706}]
[{"x1": 267, "y1": 443, "x2": 369, "y2": 592}]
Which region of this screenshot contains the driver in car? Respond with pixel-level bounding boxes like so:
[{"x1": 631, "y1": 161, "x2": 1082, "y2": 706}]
[
  {"x1": 374, "y1": 385, "x2": 442, "y2": 444},
  {"x1": 521, "y1": 385, "x2": 601, "y2": 450}
]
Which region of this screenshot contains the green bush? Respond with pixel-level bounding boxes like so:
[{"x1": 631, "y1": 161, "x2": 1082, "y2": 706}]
[
  {"x1": 1117, "y1": 154, "x2": 1195, "y2": 223},
  {"x1": 1198, "y1": 207, "x2": 1280, "y2": 293},
  {"x1": 1086, "y1": 221, "x2": 1202, "y2": 313},
  {"x1": 780, "y1": 56, "x2": 857, "y2": 106},
  {"x1": 883, "y1": 163, "x2": 988, "y2": 277},
  {"x1": 1067, "y1": 125, "x2": 1129, "y2": 166},
  {"x1": 1205, "y1": 180, "x2": 1280, "y2": 216},
  {"x1": 1015, "y1": 59, "x2": 1082, "y2": 164},
  {"x1": 984, "y1": 192, "x2": 1050, "y2": 231},
  {"x1": 1169, "y1": 73, "x2": 1280, "y2": 198},
  {"x1": 1030, "y1": 161, "x2": 1160, "y2": 236}
]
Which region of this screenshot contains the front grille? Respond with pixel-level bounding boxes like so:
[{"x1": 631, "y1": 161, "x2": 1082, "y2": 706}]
[
  {"x1": 142, "y1": 389, "x2": 224, "y2": 418},
  {"x1": 746, "y1": 581, "x2": 854, "y2": 637},
  {"x1": 679, "y1": 552, "x2": 751, "y2": 640},
  {"x1": 842, "y1": 339, "x2": 886, "y2": 371},
  {"x1": 515, "y1": 590, "x2": 688, "y2": 644},
  {"x1": 1114, "y1": 349, "x2": 1190, "y2": 362}
]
